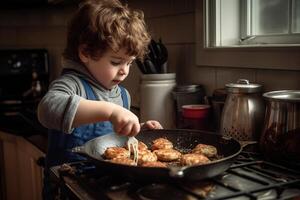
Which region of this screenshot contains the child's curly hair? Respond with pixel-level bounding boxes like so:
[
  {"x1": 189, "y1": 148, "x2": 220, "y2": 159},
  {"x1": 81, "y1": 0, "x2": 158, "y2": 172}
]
[{"x1": 63, "y1": 0, "x2": 151, "y2": 62}]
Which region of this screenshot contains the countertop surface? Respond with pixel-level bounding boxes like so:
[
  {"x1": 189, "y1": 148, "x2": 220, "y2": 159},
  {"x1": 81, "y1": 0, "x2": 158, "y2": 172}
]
[
  {"x1": 0, "y1": 126, "x2": 48, "y2": 154},
  {"x1": 0, "y1": 111, "x2": 49, "y2": 154}
]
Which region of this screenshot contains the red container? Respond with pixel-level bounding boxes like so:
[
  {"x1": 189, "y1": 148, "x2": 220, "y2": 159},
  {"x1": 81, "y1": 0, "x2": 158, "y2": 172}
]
[{"x1": 182, "y1": 104, "x2": 210, "y2": 119}]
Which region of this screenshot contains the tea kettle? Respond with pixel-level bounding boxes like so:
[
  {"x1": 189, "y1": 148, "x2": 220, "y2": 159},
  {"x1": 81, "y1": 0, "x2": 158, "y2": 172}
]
[{"x1": 220, "y1": 79, "x2": 265, "y2": 141}]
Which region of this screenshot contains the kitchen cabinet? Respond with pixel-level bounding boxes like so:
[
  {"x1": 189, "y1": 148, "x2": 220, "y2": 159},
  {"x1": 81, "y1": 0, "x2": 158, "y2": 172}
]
[{"x1": 0, "y1": 131, "x2": 44, "y2": 200}]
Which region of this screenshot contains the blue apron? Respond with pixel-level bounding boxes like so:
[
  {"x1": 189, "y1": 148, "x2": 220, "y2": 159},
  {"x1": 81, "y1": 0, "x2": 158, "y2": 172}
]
[
  {"x1": 45, "y1": 78, "x2": 129, "y2": 168},
  {"x1": 43, "y1": 78, "x2": 128, "y2": 200}
]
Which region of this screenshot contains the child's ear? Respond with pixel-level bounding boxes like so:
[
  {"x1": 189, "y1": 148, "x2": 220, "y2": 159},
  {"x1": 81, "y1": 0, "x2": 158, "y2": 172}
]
[{"x1": 78, "y1": 44, "x2": 89, "y2": 63}]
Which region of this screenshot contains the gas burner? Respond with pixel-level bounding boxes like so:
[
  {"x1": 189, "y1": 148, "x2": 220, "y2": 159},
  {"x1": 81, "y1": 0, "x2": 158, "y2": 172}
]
[{"x1": 135, "y1": 183, "x2": 190, "y2": 200}]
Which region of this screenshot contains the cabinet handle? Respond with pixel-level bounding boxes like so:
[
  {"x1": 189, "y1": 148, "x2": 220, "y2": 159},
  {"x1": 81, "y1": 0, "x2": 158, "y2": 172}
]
[{"x1": 36, "y1": 156, "x2": 45, "y2": 167}]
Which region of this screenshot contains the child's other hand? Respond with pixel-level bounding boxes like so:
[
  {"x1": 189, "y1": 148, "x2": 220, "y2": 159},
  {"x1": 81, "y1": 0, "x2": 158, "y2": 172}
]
[
  {"x1": 110, "y1": 106, "x2": 140, "y2": 136},
  {"x1": 141, "y1": 120, "x2": 163, "y2": 130}
]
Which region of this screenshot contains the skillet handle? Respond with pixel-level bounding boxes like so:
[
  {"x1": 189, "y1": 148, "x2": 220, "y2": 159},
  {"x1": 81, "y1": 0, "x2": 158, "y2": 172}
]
[
  {"x1": 222, "y1": 136, "x2": 257, "y2": 149},
  {"x1": 169, "y1": 167, "x2": 184, "y2": 178}
]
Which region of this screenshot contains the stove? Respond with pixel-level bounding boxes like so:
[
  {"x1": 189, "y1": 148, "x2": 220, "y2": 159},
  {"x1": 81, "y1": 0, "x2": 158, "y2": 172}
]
[{"x1": 49, "y1": 148, "x2": 300, "y2": 200}]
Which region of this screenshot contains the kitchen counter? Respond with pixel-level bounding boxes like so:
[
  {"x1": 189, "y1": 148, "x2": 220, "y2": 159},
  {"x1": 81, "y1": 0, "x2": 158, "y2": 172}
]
[
  {"x1": 0, "y1": 110, "x2": 49, "y2": 154},
  {"x1": 0, "y1": 125, "x2": 48, "y2": 154}
]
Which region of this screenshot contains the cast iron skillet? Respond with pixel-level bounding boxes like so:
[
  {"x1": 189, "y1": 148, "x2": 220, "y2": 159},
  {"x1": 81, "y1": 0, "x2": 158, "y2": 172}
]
[{"x1": 71, "y1": 129, "x2": 242, "y2": 182}]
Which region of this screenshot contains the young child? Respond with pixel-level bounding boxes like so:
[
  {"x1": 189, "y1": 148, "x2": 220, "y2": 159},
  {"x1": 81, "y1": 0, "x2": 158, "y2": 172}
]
[{"x1": 38, "y1": 0, "x2": 161, "y2": 198}]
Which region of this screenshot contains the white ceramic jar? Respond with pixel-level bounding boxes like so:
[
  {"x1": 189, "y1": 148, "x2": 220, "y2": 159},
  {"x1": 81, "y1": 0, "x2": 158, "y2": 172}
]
[{"x1": 140, "y1": 73, "x2": 176, "y2": 129}]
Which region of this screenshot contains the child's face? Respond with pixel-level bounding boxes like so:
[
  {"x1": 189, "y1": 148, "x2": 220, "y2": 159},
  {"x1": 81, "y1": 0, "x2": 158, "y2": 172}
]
[{"x1": 80, "y1": 48, "x2": 135, "y2": 90}]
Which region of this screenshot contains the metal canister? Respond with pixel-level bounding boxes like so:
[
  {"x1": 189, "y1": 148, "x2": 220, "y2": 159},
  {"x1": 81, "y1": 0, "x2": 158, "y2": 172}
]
[
  {"x1": 220, "y1": 79, "x2": 265, "y2": 141},
  {"x1": 140, "y1": 73, "x2": 176, "y2": 129},
  {"x1": 260, "y1": 90, "x2": 300, "y2": 163}
]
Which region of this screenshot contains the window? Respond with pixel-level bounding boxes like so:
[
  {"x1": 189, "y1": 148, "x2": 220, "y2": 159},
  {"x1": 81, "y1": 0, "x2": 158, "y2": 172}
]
[
  {"x1": 206, "y1": 0, "x2": 300, "y2": 47},
  {"x1": 195, "y1": 0, "x2": 300, "y2": 70}
]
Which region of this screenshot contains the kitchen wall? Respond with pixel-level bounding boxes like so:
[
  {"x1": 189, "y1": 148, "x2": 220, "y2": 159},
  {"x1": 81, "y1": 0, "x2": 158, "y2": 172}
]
[
  {"x1": 0, "y1": 0, "x2": 299, "y2": 108},
  {"x1": 126, "y1": 0, "x2": 300, "y2": 101},
  {"x1": 0, "y1": 5, "x2": 74, "y2": 80}
]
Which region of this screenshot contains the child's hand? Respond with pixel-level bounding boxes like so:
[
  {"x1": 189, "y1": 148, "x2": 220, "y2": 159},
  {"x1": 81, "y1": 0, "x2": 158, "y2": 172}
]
[
  {"x1": 110, "y1": 106, "x2": 140, "y2": 136},
  {"x1": 141, "y1": 120, "x2": 163, "y2": 130}
]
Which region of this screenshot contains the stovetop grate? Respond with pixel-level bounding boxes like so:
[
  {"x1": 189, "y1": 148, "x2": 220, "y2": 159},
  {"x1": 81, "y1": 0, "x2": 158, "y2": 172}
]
[{"x1": 198, "y1": 159, "x2": 300, "y2": 200}]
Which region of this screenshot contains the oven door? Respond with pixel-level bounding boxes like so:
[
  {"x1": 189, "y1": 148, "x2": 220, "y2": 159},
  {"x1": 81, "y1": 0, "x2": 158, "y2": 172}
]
[{"x1": 0, "y1": 49, "x2": 48, "y2": 102}]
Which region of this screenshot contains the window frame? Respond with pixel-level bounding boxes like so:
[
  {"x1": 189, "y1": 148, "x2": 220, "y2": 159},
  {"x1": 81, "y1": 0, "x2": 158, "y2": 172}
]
[
  {"x1": 242, "y1": 0, "x2": 300, "y2": 45},
  {"x1": 207, "y1": 0, "x2": 300, "y2": 47},
  {"x1": 195, "y1": 0, "x2": 300, "y2": 70}
]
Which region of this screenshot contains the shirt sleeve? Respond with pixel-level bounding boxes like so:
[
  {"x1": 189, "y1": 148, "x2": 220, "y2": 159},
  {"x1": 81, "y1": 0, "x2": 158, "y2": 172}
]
[{"x1": 37, "y1": 75, "x2": 83, "y2": 133}]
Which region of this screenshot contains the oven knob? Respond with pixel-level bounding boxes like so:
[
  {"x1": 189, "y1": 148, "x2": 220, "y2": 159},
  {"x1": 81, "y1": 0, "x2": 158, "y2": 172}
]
[{"x1": 13, "y1": 61, "x2": 22, "y2": 68}]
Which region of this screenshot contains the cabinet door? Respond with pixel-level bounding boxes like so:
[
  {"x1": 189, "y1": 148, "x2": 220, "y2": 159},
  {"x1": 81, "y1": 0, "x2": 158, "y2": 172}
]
[
  {"x1": 0, "y1": 131, "x2": 20, "y2": 200},
  {"x1": 0, "y1": 131, "x2": 45, "y2": 200},
  {"x1": 17, "y1": 137, "x2": 45, "y2": 200},
  {"x1": 0, "y1": 140, "x2": 4, "y2": 200}
]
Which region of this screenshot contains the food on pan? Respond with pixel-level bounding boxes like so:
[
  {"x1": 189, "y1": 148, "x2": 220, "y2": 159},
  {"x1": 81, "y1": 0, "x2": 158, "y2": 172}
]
[
  {"x1": 192, "y1": 144, "x2": 218, "y2": 158},
  {"x1": 138, "y1": 149, "x2": 157, "y2": 164},
  {"x1": 153, "y1": 148, "x2": 182, "y2": 162},
  {"x1": 151, "y1": 138, "x2": 173, "y2": 150},
  {"x1": 141, "y1": 161, "x2": 168, "y2": 168},
  {"x1": 126, "y1": 141, "x2": 148, "y2": 151},
  {"x1": 102, "y1": 137, "x2": 219, "y2": 167},
  {"x1": 110, "y1": 157, "x2": 136, "y2": 166},
  {"x1": 104, "y1": 147, "x2": 130, "y2": 159},
  {"x1": 180, "y1": 153, "x2": 210, "y2": 166},
  {"x1": 137, "y1": 141, "x2": 149, "y2": 151}
]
